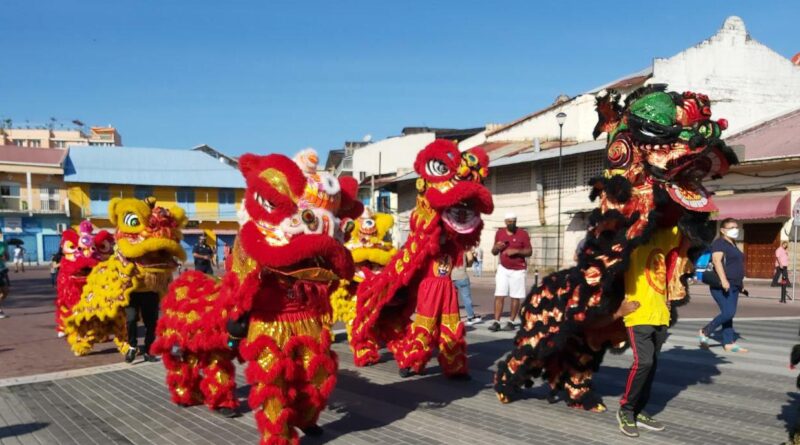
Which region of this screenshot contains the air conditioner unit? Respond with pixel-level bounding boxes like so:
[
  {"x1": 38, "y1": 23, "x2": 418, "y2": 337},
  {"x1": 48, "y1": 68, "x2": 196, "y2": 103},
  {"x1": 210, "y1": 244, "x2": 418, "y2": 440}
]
[{"x1": 56, "y1": 223, "x2": 67, "y2": 233}]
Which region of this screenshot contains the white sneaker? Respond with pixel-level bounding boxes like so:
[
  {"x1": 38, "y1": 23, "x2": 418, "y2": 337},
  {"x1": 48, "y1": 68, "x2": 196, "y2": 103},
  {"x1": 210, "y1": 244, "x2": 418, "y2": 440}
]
[
  {"x1": 0, "y1": 312, "x2": 7, "y2": 319},
  {"x1": 465, "y1": 315, "x2": 483, "y2": 326},
  {"x1": 57, "y1": 331, "x2": 66, "y2": 338}
]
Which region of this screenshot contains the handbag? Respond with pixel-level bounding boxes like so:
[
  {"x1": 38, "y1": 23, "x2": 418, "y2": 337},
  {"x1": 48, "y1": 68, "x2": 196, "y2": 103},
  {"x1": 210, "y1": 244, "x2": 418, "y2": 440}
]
[{"x1": 701, "y1": 253, "x2": 726, "y2": 288}]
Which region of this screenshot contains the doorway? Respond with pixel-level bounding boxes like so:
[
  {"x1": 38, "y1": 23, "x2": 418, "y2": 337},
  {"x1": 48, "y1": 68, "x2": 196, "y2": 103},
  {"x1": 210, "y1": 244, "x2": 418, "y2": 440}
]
[{"x1": 743, "y1": 222, "x2": 782, "y2": 279}]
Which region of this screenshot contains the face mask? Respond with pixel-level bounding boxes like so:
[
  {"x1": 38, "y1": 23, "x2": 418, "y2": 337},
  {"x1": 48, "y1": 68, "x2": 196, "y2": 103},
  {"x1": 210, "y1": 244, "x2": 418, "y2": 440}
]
[
  {"x1": 725, "y1": 228, "x2": 739, "y2": 239},
  {"x1": 506, "y1": 223, "x2": 517, "y2": 232}
]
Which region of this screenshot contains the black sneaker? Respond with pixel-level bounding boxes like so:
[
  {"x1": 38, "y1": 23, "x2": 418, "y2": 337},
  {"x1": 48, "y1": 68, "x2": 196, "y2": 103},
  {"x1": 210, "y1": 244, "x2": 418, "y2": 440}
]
[
  {"x1": 617, "y1": 410, "x2": 639, "y2": 437},
  {"x1": 488, "y1": 321, "x2": 501, "y2": 332},
  {"x1": 300, "y1": 425, "x2": 324, "y2": 436},
  {"x1": 399, "y1": 367, "x2": 414, "y2": 378},
  {"x1": 124, "y1": 348, "x2": 136, "y2": 363},
  {"x1": 503, "y1": 321, "x2": 516, "y2": 331},
  {"x1": 636, "y1": 412, "x2": 665, "y2": 431},
  {"x1": 215, "y1": 407, "x2": 241, "y2": 418},
  {"x1": 142, "y1": 353, "x2": 159, "y2": 363}
]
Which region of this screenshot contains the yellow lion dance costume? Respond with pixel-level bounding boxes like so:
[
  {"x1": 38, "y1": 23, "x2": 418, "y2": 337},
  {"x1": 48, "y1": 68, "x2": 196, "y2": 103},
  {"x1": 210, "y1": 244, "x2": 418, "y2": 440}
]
[
  {"x1": 329, "y1": 208, "x2": 396, "y2": 342},
  {"x1": 64, "y1": 197, "x2": 187, "y2": 356}
]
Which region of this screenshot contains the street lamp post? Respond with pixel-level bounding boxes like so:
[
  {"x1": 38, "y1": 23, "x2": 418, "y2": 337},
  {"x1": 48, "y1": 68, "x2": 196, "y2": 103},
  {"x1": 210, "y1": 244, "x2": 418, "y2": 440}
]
[{"x1": 556, "y1": 112, "x2": 566, "y2": 269}]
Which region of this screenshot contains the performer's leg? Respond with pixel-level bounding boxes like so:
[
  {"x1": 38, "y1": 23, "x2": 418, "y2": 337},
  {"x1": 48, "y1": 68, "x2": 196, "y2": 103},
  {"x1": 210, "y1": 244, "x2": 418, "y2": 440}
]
[
  {"x1": 200, "y1": 352, "x2": 237, "y2": 410},
  {"x1": 125, "y1": 295, "x2": 140, "y2": 352},
  {"x1": 292, "y1": 320, "x2": 337, "y2": 433},
  {"x1": 243, "y1": 320, "x2": 298, "y2": 445},
  {"x1": 140, "y1": 292, "x2": 159, "y2": 355},
  {"x1": 163, "y1": 353, "x2": 203, "y2": 406},
  {"x1": 437, "y1": 288, "x2": 468, "y2": 377},
  {"x1": 394, "y1": 314, "x2": 438, "y2": 375}
]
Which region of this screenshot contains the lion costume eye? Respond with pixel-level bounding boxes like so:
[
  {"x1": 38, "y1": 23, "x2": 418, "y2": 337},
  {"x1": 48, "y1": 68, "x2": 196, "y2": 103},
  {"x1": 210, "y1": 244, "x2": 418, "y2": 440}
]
[
  {"x1": 123, "y1": 213, "x2": 140, "y2": 227},
  {"x1": 319, "y1": 174, "x2": 341, "y2": 195},
  {"x1": 62, "y1": 241, "x2": 77, "y2": 255},
  {"x1": 362, "y1": 219, "x2": 375, "y2": 229},
  {"x1": 425, "y1": 159, "x2": 450, "y2": 177},
  {"x1": 253, "y1": 192, "x2": 275, "y2": 213}
]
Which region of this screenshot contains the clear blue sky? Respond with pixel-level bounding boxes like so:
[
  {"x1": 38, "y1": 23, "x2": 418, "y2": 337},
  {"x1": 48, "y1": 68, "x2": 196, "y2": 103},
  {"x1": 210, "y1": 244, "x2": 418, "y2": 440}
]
[{"x1": 3, "y1": 1, "x2": 799, "y2": 162}]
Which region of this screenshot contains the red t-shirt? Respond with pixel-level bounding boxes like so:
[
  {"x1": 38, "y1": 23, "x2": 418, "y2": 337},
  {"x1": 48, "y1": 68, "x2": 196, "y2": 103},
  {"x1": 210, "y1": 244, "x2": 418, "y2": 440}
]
[{"x1": 494, "y1": 228, "x2": 531, "y2": 270}]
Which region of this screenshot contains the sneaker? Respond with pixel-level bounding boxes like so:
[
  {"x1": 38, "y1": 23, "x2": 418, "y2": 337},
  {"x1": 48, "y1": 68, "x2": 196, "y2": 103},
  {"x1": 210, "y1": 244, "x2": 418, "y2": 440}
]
[
  {"x1": 465, "y1": 315, "x2": 483, "y2": 326},
  {"x1": 215, "y1": 407, "x2": 241, "y2": 418},
  {"x1": 398, "y1": 367, "x2": 414, "y2": 378},
  {"x1": 636, "y1": 412, "x2": 665, "y2": 431},
  {"x1": 300, "y1": 425, "x2": 324, "y2": 436},
  {"x1": 0, "y1": 311, "x2": 6, "y2": 319},
  {"x1": 142, "y1": 353, "x2": 159, "y2": 363},
  {"x1": 617, "y1": 410, "x2": 639, "y2": 438},
  {"x1": 124, "y1": 348, "x2": 136, "y2": 363},
  {"x1": 488, "y1": 321, "x2": 501, "y2": 332},
  {"x1": 503, "y1": 321, "x2": 516, "y2": 331},
  {"x1": 57, "y1": 331, "x2": 66, "y2": 338}
]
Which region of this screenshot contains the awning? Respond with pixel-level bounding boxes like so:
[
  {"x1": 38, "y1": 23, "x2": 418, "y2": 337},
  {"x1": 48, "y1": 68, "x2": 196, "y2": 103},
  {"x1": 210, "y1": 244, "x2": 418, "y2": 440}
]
[{"x1": 712, "y1": 191, "x2": 792, "y2": 220}]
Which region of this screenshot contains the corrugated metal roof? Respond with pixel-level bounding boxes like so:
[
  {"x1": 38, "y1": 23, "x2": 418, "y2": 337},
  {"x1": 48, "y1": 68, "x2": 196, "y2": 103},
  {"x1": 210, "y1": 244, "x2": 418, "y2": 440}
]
[
  {"x1": 0, "y1": 145, "x2": 68, "y2": 167},
  {"x1": 725, "y1": 107, "x2": 800, "y2": 161},
  {"x1": 64, "y1": 146, "x2": 245, "y2": 188}
]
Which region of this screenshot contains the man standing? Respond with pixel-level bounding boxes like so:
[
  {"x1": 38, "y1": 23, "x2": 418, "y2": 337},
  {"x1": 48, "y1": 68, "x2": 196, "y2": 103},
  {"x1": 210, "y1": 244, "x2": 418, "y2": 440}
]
[
  {"x1": 489, "y1": 213, "x2": 531, "y2": 332},
  {"x1": 772, "y1": 241, "x2": 790, "y2": 289},
  {"x1": 192, "y1": 233, "x2": 215, "y2": 275},
  {"x1": 452, "y1": 253, "x2": 482, "y2": 326},
  {"x1": 472, "y1": 246, "x2": 483, "y2": 277},
  {"x1": 12, "y1": 244, "x2": 25, "y2": 273}
]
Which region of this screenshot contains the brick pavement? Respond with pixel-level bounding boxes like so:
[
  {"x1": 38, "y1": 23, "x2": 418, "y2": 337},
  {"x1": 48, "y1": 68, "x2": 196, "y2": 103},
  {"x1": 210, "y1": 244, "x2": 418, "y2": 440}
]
[{"x1": 0, "y1": 317, "x2": 798, "y2": 444}]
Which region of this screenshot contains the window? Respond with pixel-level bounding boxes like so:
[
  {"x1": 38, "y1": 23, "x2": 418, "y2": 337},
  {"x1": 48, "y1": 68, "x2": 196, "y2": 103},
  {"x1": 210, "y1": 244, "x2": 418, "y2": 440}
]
[
  {"x1": 176, "y1": 188, "x2": 195, "y2": 216},
  {"x1": 218, "y1": 189, "x2": 236, "y2": 219},
  {"x1": 542, "y1": 158, "x2": 578, "y2": 198},
  {"x1": 0, "y1": 183, "x2": 21, "y2": 211},
  {"x1": 134, "y1": 186, "x2": 153, "y2": 200},
  {"x1": 39, "y1": 186, "x2": 60, "y2": 212},
  {"x1": 377, "y1": 190, "x2": 391, "y2": 213},
  {"x1": 89, "y1": 185, "x2": 110, "y2": 216},
  {"x1": 581, "y1": 152, "x2": 605, "y2": 190},
  {"x1": 28, "y1": 139, "x2": 41, "y2": 148},
  {"x1": 12, "y1": 139, "x2": 24, "y2": 146},
  {"x1": 495, "y1": 164, "x2": 532, "y2": 195},
  {"x1": 53, "y1": 141, "x2": 67, "y2": 148}
]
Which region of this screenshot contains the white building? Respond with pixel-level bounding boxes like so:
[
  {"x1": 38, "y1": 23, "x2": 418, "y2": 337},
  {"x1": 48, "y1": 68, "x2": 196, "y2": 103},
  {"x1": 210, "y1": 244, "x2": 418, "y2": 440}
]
[{"x1": 389, "y1": 16, "x2": 800, "y2": 274}]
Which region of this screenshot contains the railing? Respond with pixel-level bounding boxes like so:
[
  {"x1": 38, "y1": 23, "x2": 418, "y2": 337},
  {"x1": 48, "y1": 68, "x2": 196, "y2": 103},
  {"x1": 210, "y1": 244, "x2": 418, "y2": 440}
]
[
  {"x1": 39, "y1": 199, "x2": 64, "y2": 213},
  {"x1": 0, "y1": 197, "x2": 22, "y2": 212}
]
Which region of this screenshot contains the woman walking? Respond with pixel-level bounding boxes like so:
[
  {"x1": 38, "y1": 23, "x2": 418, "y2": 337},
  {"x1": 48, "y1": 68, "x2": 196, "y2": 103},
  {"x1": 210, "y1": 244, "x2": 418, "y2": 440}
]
[{"x1": 699, "y1": 218, "x2": 748, "y2": 353}]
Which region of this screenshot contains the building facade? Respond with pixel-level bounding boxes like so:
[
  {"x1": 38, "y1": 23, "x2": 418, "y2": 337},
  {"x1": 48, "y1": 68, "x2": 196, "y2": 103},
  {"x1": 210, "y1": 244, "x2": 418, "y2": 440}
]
[
  {"x1": 64, "y1": 146, "x2": 244, "y2": 263},
  {"x1": 390, "y1": 16, "x2": 800, "y2": 276},
  {"x1": 0, "y1": 146, "x2": 70, "y2": 264},
  {"x1": 1, "y1": 125, "x2": 122, "y2": 148}
]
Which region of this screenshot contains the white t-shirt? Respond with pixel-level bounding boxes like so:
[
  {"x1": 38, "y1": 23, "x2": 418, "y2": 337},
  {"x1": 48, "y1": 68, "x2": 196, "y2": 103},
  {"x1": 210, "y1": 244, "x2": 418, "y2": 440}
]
[{"x1": 13, "y1": 247, "x2": 23, "y2": 260}]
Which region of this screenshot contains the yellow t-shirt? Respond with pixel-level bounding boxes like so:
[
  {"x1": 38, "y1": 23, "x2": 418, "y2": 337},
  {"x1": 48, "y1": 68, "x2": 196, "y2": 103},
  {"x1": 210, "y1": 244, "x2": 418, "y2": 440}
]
[{"x1": 623, "y1": 226, "x2": 680, "y2": 327}]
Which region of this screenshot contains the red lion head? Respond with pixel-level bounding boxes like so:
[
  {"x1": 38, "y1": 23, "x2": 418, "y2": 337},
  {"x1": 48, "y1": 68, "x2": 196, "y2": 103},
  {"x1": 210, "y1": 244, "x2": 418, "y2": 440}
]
[
  {"x1": 411, "y1": 139, "x2": 493, "y2": 244},
  {"x1": 238, "y1": 149, "x2": 363, "y2": 282}
]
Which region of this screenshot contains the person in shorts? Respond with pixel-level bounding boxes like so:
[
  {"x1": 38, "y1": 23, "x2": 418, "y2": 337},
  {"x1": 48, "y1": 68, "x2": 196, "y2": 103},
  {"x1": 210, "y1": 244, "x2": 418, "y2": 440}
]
[
  {"x1": 12, "y1": 245, "x2": 25, "y2": 273},
  {"x1": 489, "y1": 213, "x2": 531, "y2": 332}
]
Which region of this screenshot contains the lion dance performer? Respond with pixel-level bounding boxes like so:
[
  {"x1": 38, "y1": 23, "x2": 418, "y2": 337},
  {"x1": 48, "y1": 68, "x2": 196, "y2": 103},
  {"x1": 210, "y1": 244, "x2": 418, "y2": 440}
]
[
  {"x1": 154, "y1": 149, "x2": 362, "y2": 444},
  {"x1": 55, "y1": 220, "x2": 114, "y2": 337},
  {"x1": 64, "y1": 197, "x2": 186, "y2": 356},
  {"x1": 350, "y1": 139, "x2": 493, "y2": 379},
  {"x1": 493, "y1": 85, "x2": 738, "y2": 412},
  {"x1": 328, "y1": 208, "x2": 396, "y2": 343}
]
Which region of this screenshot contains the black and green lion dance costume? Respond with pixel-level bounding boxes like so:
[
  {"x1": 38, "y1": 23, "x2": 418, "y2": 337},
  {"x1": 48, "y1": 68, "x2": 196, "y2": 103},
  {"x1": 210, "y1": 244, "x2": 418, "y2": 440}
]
[{"x1": 494, "y1": 85, "x2": 738, "y2": 411}]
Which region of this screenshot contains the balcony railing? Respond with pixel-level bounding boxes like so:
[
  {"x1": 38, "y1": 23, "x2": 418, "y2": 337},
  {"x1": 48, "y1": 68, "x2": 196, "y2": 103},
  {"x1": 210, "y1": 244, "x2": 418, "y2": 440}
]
[{"x1": 0, "y1": 197, "x2": 66, "y2": 214}]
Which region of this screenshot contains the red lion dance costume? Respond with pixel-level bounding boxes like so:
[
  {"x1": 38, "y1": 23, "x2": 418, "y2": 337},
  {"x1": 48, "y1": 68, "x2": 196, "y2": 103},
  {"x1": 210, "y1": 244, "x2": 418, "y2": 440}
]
[
  {"x1": 55, "y1": 220, "x2": 114, "y2": 336},
  {"x1": 154, "y1": 149, "x2": 362, "y2": 445},
  {"x1": 350, "y1": 140, "x2": 493, "y2": 379},
  {"x1": 494, "y1": 85, "x2": 738, "y2": 411}
]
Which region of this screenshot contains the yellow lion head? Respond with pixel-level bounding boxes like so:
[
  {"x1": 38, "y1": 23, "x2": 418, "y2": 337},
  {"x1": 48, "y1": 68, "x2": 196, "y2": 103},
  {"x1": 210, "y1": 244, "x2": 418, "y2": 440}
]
[
  {"x1": 345, "y1": 208, "x2": 397, "y2": 281},
  {"x1": 108, "y1": 196, "x2": 187, "y2": 274}
]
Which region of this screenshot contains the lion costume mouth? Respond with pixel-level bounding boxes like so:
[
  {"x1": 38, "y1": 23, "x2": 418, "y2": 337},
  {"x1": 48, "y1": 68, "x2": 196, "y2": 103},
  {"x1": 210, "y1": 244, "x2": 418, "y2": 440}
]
[{"x1": 442, "y1": 202, "x2": 481, "y2": 234}]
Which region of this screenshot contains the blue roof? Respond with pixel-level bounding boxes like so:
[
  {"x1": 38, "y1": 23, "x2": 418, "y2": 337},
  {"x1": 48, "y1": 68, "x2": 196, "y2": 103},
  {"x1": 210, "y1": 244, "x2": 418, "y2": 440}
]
[{"x1": 65, "y1": 146, "x2": 245, "y2": 188}]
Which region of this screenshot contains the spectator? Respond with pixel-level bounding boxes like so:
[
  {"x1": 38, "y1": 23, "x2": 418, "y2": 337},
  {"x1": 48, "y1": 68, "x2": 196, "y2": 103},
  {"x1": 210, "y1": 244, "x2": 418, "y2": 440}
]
[
  {"x1": 222, "y1": 242, "x2": 233, "y2": 271},
  {"x1": 472, "y1": 246, "x2": 483, "y2": 277},
  {"x1": 192, "y1": 234, "x2": 215, "y2": 275},
  {"x1": 452, "y1": 253, "x2": 482, "y2": 326},
  {"x1": 699, "y1": 218, "x2": 748, "y2": 353},
  {"x1": 50, "y1": 251, "x2": 63, "y2": 287},
  {"x1": 0, "y1": 240, "x2": 8, "y2": 319},
  {"x1": 488, "y1": 213, "x2": 532, "y2": 332},
  {"x1": 772, "y1": 241, "x2": 790, "y2": 289},
  {"x1": 13, "y1": 245, "x2": 25, "y2": 273}
]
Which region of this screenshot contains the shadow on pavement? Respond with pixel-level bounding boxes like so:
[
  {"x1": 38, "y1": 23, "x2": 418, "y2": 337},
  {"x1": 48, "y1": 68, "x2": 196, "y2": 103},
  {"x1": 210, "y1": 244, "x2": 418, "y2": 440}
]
[
  {"x1": 0, "y1": 422, "x2": 49, "y2": 439},
  {"x1": 779, "y1": 391, "x2": 799, "y2": 445}
]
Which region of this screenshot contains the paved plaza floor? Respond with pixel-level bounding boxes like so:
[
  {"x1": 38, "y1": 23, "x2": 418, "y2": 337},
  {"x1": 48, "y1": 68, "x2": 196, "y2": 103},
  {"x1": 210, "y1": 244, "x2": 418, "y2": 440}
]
[{"x1": 0, "y1": 316, "x2": 797, "y2": 444}]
